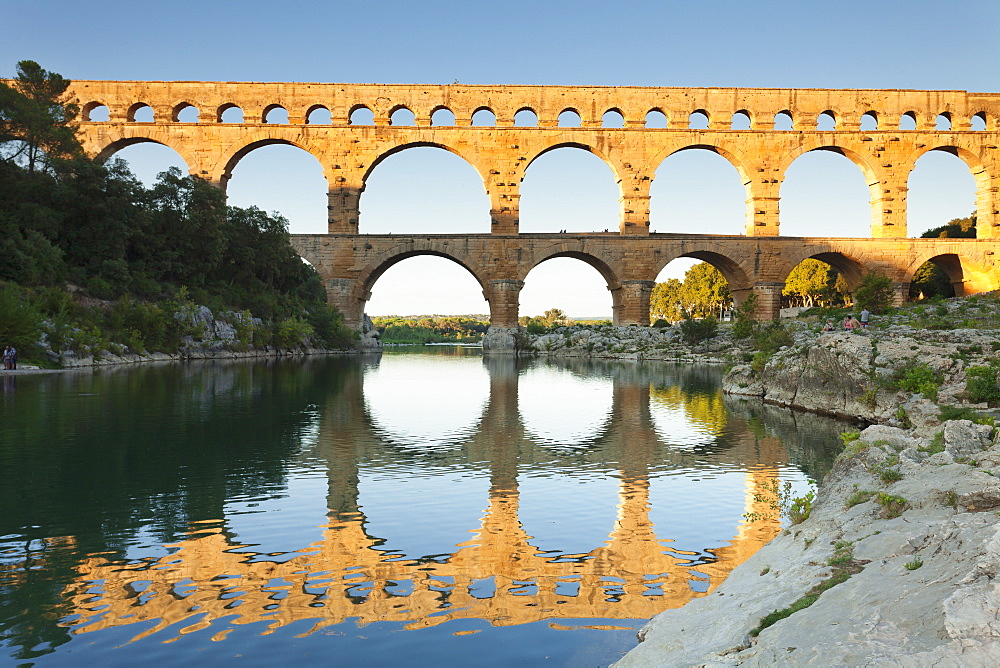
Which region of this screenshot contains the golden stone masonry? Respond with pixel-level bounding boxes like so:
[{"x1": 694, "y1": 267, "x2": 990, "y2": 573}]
[{"x1": 58, "y1": 80, "x2": 1000, "y2": 324}]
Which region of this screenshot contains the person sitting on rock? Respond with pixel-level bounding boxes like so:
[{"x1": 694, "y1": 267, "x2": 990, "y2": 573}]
[
  {"x1": 822, "y1": 319, "x2": 835, "y2": 332},
  {"x1": 848, "y1": 315, "x2": 862, "y2": 332}
]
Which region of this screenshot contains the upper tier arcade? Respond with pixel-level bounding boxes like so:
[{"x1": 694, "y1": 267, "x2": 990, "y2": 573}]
[{"x1": 63, "y1": 80, "x2": 1000, "y2": 238}]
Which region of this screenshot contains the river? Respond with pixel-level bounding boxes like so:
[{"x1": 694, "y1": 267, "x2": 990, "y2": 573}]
[{"x1": 0, "y1": 348, "x2": 848, "y2": 666}]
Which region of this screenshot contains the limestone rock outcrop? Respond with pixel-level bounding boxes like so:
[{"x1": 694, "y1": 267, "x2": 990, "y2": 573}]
[
  {"x1": 617, "y1": 422, "x2": 1000, "y2": 667},
  {"x1": 723, "y1": 326, "x2": 1000, "y2": 422}
]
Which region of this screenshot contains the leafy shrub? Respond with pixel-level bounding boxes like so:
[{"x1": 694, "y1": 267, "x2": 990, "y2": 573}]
[
  {"x1": 652, "y1": 318, "x2": 669, "y2": 328},
  {"x1": 893, "y1": 362, "x2": 942, "y2": 400},
  {"x1": 0, "y1": 285, "x2": 44, "y2": 359},
  {"x1": 854, "y1": 271, "x2": 895, "y2": 314},
  {"x1": 751, "y1": 351, "x2": 771, "y2": 372},
  {"x1": 732, "y1": 292, "x2": 758, "y2": 340},
  {"x1": 679, "y1": 315, "x2": 718, "y2": 344},
  {"x1": 273, "y1": 316, "x2": 314, "y2": 348},
  {"x1": 754, "y1": 321, "x2": 792, "y2": 354},
  {"x1": 965, "y1": 366, "x2": 1000, "y2": 404}
]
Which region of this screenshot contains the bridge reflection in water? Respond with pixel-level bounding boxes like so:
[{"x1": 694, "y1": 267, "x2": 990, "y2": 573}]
[{"x1": 59, "y1": 354, "x2": 839, "y2": 646}]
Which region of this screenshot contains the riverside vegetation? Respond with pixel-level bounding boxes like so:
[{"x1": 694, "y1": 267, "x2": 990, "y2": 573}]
[{"x1": 1, "y1": 60, "x2": 356, "y2": 367}]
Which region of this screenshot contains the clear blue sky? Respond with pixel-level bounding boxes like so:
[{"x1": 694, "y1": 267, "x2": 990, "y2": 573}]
[{"x1": 3, "y1": 0, "x2": 997, "y2": 317}]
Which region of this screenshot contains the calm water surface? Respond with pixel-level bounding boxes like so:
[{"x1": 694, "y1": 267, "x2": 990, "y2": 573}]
[{"x1": 0, "y1": 348, "x2": 847, "y2": 666}]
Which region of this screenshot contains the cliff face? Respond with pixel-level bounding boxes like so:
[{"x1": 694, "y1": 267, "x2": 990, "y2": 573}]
[
  {"x1": 617, "y1": 420, "x2": 1000, "y2": 667},
  {"x1": 723, "y1": 327, "x2": 996, "y2": 424}
]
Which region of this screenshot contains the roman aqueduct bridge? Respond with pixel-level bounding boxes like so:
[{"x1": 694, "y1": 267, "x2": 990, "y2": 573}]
[{"x1": 66, "y1": 80, "x2": 1000, "y2": 326}]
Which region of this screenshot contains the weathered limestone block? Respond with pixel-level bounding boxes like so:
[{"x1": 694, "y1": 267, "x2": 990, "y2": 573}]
[{"x1": 481, "y1": 326, "x2": 521, "y2": 354}]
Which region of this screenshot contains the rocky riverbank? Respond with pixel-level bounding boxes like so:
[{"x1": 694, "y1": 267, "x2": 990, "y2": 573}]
[
  {"x1": 723, "y1": 324, "x2": 1000, "y2": 423},
  {"x1": 482, "y1": 323, "x2": 734, "y2": 363},
  {"x1": 6, "y1": 308, "x2": 379, "y2": 373},
  {"x1": 617, "y1": 296, "x2": 1000, "y2": 666},
  {"x1": 617, "y1": 417, "x2": 1000, "y2": 666}
]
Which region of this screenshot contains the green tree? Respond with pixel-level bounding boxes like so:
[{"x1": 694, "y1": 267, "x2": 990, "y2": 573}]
[
  {"x1": 650, "y1": 278, "x2": 683, "y2": 322},
  {"x1": 732, "y1": 292, "x2": 759, "y2": 339},
  {"x1": 680, "y1": 262, "x2": 730, "y2": 318},
  {"x1": 854, "y1": 271, "x2": 895, "y2": 314},
  {"x1": 542, "y1": 307, "x2": 568, "y2": 328},
  {"x1": 921, "y1": 214, "x2": 976, "y2": 239},
  {"x1": 0, "y1": 60, "x2": 82, "y2": 174},
  {"x1": 784, "y1": 259, "x2": 837, "y2": 307}
]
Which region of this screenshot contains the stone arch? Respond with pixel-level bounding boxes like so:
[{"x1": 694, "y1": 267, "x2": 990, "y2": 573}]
[
  {"x1": 519, "y1": 246, "x2": 622, "y2": 288},
  {"x1": 430, "y1": 105, "x2": 455, "y2": 126},
  {"x1": 219, "y1": 136, "x2": 327, "y2": 183},
  {"x1": 655, "y1": 249, "x2": 752, "y2": 292},
  {"x1": 389, "y1": 104, "x2": 415, "y2": 125},
  {"x1": 472, "y1": 106, "x2": 496, "y2": 126},
  {"x1": 514, "y1": 106, "x2": 538, "y2": 126},
  {"x1": 774, "y1": 110, "x2": 794, "y2": 130},
  {"x1": 777, "y1": 142, "x2": 880, "y2": 183},
  {"x1": 522, "y1": 141, "x2": 621, "y2": 182},
  {"x1": 356, "y1": 246, "x2": 490, "y2": 307},
  {"x1": 602, "y1": 107, "x2": 625, "y2": 127},
  {"x1": 262, "y1": 104, "x2": 289, "y2": 124},
  {"x1": 82, "y1": 101, "x2": 108, "y2": 121},
  {"x1": 126, "y1": 102, "x2": 154, "y2": 122},
  {"x1": 646, "y1": 107, "x2": 668, "y2": 128},
  {"x1": 649, "y1": 144, "x2": 752, "y2": 235},
  {"x1": 650, "y1": 142, "x2": 753, "y2": 186},
  {"x1": 171, "y1": 101, "x2": 199, "y2": 122},
  {"x1": 306, "y1": 105, "x2": 332, "y2": 124},
  {"x1": 90, "y1": 133, "x2": 198, "y2": 171},
  {"x1": 903, "y1": 250, "x2": 999, "y2": 295},
  {"x1": 518, "y1": 249, "x2": 621, "y2": 323},
  {"x1": 361, "y1": 141, "x2": 486, "y2": 184},
  {"x1": 778, "y1": 248, "x2": 868, "y2": 290},
  {"x1": 731, "y1": 109, "x2": 753, "y2": 129},
  {"x1": 349, "y1": 104, "x2": 374, "y2": 125},
  {"x1": 905, "y1": 144, "x2": 988, "y2": 236},
  {"x1": 689, "y1": 109, "x2": 710, "y2": 129},
  {"x1": 558, "y1": 108, "x2": 582, "y2": 127},
  {"x1": 217, "y1": 103, "x2": 243, "y2": 123},
  {"x1": 904, "y1": 143, "x2": 985, "y2": 175}
]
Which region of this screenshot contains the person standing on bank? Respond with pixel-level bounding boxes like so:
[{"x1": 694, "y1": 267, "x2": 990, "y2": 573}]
[
  {"x1": 860, "y1": 307, "x2": 871, "y2": 329},
  {"x1": 9, "y1": 346, "x2": 16, "y2": 370},
  {"x1": 2, "y1": 346, "x2": 10, "y2": 370}
]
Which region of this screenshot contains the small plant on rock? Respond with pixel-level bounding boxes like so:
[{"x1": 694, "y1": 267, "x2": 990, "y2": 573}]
[
  {"x1": 875, "y1": 492, "x2": 908, "y2": 519},
  {"x1": 919, "y1": 431, "x2": 945, "y2": 456},
  {"x1": 845, "y1": 489, "x2": 876, "y2": 509},
  {"x1": 744, "y1": 479, "x2": 816, "y2": 525}
]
